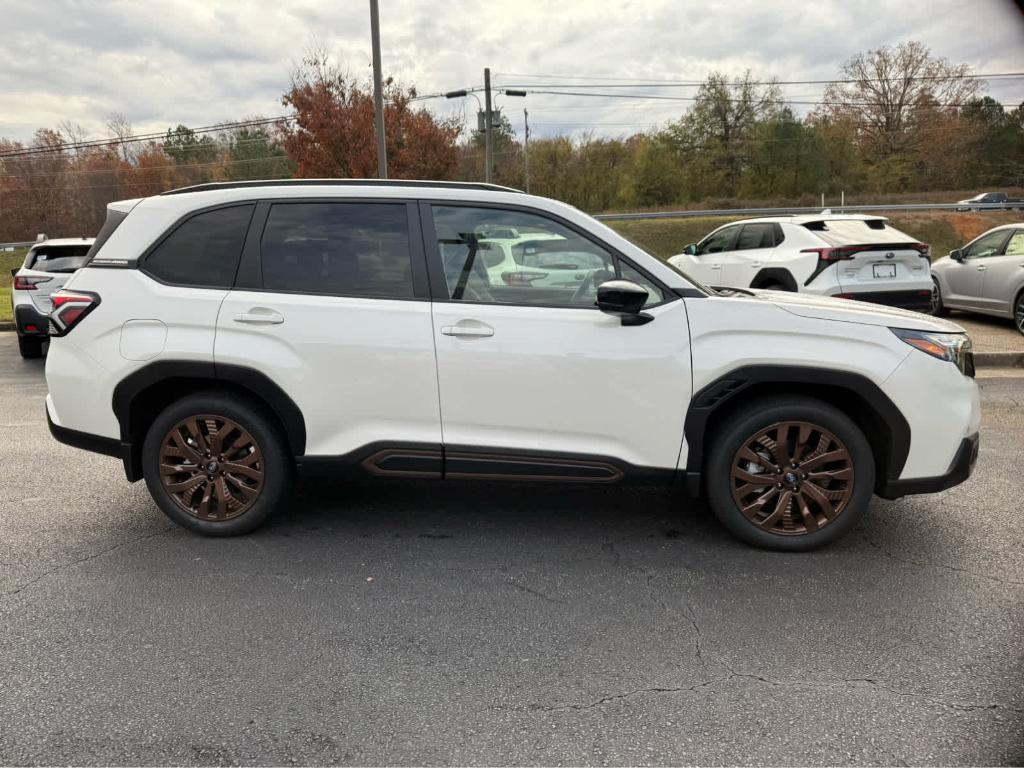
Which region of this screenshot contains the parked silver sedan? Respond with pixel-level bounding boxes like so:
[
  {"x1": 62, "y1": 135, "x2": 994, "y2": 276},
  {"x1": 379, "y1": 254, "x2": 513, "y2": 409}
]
[{"x1": 930, "y1": 224, "x2": 1024, "y2": 335}]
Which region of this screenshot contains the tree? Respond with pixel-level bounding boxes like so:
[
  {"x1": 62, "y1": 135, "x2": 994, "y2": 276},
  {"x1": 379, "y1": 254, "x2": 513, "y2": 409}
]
[
  {"x1": 662, "y1": 71, "x2": 782, "y2": 197},
  {"x1": 219, "y1": 123, "x2": 294, "y2": 181},
  {"x1": 163, "y1": 124, "x2": 219, "y2": 183},
  {"x1": 280, "y1": 48, "x2": 461, "y2": 179},
  {"x1": 822, "y1": 41, "x2": 982, "y2": 161}
]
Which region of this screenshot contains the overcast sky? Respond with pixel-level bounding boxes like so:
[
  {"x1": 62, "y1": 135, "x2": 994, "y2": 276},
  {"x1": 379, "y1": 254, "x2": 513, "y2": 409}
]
[{"x1": 1, "y1": 0, "x2": 1023, "y2": 145}]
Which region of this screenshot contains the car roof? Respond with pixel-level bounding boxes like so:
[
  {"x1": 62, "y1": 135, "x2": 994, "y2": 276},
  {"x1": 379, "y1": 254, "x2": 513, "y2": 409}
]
[
  {"x1": 29, "y1": 237, "x2": 95, "y2": 248},
  {"x1": 725, "y1": 214, "x2": 888, "y2": 226}
]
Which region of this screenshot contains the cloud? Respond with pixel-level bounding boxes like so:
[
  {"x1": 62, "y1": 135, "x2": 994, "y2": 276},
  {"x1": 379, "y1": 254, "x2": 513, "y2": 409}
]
[{"x1": 0, "y1": 0, "x2": 1021, "y2": 144}]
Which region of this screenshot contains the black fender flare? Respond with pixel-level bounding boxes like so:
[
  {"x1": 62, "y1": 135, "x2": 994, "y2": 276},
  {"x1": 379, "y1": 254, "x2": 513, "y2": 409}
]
[
  {"x1": 683, "y1": 364, "x2": 910, "y2": 492},
  {"x1": 112, "y1": 361, "x2": 307, "y2": 473},
  {"x1": 750, "y1": 268, "x2": 798, "y2": 291}
]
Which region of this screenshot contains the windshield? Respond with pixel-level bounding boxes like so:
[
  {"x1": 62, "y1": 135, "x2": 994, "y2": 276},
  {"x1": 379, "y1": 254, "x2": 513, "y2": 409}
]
[{"x1": 26, "y1": 244, "x2": 91, "y2": 272}]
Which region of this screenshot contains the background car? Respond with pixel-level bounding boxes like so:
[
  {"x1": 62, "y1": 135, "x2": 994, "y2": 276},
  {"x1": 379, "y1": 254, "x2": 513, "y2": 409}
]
[
  {"x1": 955, "y1": 192, "x2": 1024, "y2": 211},
  {"x1": 930, "y1": 223, "x2": 1024, "y2": 334},
  {"x1": 10, "y1": 236, "x2": 94, "y2": 358},
  {"x1": 668, "y1": 214, "x2": 933, "y2": 310}
]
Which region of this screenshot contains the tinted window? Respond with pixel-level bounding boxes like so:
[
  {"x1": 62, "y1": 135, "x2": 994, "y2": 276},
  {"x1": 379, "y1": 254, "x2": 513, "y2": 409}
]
[
  {"x1": 697, "y1": 226, "x2": 738, "y2": 254},
  {"x1": 145, "y1": 205, "x2": 254, "y2": 287},
  {"x1": 27, "y1": 244, "x2": 91, "y2": 272},
  {"x1": 431, "y1": 205, "x2": 662, "y2": 308},
  {"x1": 1005, "y1": 231, "x2": 1024, "y2": 256},
  {"x1": 84, "y1": 208, "x2": 128, "y2": 264},
  {"x1": 261, "y1": 203, "x2": 413, "y2": 298},
  {"x1": 803, "y1": 219, "x2": 914, "y2": 247},
  {"x1": 736, "y1": 223, "x2": 775, "y2": 250}
]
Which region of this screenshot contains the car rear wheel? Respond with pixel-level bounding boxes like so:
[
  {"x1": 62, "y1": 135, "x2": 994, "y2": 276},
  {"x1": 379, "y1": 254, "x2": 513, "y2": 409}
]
[
  {"x1": 1015, "y1": 291, "x2": 1024, "y2": 336},
  {"x1": 929, "y1": 277, "x2": 949, "y2": 316},
  {"x1": 706, "y1": 397, "x2": 875, "y2": 551},
  {"x1": 142, "y1": 392, "x2": 292, "y2": 536},
  {"x1": 18, "y1": 336, "x2": 43, "y2": 359}
]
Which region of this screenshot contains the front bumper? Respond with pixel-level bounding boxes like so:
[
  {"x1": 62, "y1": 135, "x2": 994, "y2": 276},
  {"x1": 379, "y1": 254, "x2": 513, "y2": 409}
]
[
  {"x1": 832, "y1": 289, "x2": 934, "y2": 311},
  {"x1": 878, "y1": 432, "x2": 979, "y2": 498},
  {"x1": 14, "y1": 303, "x2": 49, "y2": 337}
]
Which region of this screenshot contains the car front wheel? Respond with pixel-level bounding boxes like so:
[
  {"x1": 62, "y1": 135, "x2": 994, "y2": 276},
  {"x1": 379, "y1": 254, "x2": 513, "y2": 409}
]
[
  {"x1": 1015, "y1": 291, "x2": 1024, "y2": 336},
  {"x1": 142, "y1": 392, "x2": 292, "y2": 535},
  {"x1": 929, "y1": 277, "x2": 949, "y2": 317},
  {"x1": 706, "y1": 397, "x2": 875, "y2": 551}
]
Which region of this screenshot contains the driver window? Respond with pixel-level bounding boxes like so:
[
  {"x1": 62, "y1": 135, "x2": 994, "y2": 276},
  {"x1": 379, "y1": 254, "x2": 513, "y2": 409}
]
[
  {"x1": 697, "y1": 227, "x2": 738, "y2": 255},
  {"x1": 431, "y1": 205, "x2": 648, "y2": 307},
  {"x1": 964, "y1": 230, "x2": 1008, "y2": 259}
]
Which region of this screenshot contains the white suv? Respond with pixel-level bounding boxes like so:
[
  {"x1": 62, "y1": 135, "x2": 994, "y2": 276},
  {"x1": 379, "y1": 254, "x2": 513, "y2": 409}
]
[
  {"x1": 45, "y1": 181, "x2": 980, "y2": 551},
  {"x1": 11, "y1": 236, "x2": 94, "y2": 358},
  {"x1": 669, "y1": 214, "x2": 934, "y2": 310}
]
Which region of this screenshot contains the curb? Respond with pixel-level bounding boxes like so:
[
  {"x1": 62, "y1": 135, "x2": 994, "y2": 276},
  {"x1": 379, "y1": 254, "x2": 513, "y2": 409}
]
[
  {"x1": 973, "y1": 351, "x2": 1024, "y2": 369},
  {"x1": 0, "y1": 322, "x2": 14, "y2": 333}
]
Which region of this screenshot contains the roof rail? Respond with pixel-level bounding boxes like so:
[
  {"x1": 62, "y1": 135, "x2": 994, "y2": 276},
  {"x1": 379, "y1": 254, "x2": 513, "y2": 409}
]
[{"x1": 161, "y1": 179, "x2": 524, "y2": 196}]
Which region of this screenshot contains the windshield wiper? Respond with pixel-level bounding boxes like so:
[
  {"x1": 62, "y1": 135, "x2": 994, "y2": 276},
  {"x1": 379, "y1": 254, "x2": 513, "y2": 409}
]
[{"x1": 716, "y1": 286, "x2": 758, "y2": 297}]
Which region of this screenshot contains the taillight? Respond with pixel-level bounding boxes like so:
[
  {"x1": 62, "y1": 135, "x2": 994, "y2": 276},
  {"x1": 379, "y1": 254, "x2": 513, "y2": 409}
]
[
  {"x1": 49, "y1": 290, "x2": 101, "y2": 336},
  {"x1": 13, "y1": 275, "x2": 52, "y2": 291},
  {"x1": 912, "y1": 243, "x2": 930, "y2": 258},
  {"x1": 501, "y1": 271, "x2": 546, "y2": 286},
  {"x1": 800, "y1": 246, "x2": 859, "y2": 261}
]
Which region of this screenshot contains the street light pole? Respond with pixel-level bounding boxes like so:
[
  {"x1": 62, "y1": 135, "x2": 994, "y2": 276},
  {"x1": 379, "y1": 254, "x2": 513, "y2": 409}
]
[
  {"x1": 483, "y1": 67, "x2": 493, "y2": 184},
  {"x1": 523, "y1": 108, "x2": 530, "y2": 194},
  {"x1": 369, "y1": 0, "x2": 387, "y2": 179}
]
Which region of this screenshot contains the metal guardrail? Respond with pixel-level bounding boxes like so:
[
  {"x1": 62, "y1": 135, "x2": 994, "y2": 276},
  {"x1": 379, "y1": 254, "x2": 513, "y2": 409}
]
[
  {"x1": 594, "y1": 202, "x2": 1024, "y2": 222},
  {"x1": 0, "y1": 241, "x2": 34, "y2": 251}
]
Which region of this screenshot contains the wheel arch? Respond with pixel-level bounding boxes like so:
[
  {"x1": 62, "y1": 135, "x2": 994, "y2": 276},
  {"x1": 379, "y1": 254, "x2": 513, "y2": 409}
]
[
  {"x1": 683, "y1": 365, "x2": 910, "y2": 496},
  {"x1": 112, "y1": 361, "x2": 306, "y2": 481},
  {"x1": 750, "y1": 268, "x2": 798, "y2": 291}
]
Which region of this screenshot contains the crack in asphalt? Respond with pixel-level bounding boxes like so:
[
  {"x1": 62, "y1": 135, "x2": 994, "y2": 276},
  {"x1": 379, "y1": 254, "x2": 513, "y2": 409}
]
[
  {"x1": 506, "y1": 579, "x2": 565, "y2": 604},
  {"x1": 2, "y1": 526, "x2": 175, "y2": 600},
  {"x1": 532, "y1": 672, "x2": 1024, "y2": 715},
  {"x1": 859, "y1": 534, "x2": 1024, "y2": 587}
]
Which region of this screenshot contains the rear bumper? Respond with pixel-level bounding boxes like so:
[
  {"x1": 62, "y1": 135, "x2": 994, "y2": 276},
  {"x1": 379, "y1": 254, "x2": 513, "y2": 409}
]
[
  {"x1": 46, "y1": 406, "x2": 140, "y2": 481},
  {"x1": 878, "y1": 433, "x2": 979, "y2": 498},
  {"x1": 832, "y1": 289, "x2": 933, "y2": 311},
  {"x1": 14, "y1": 303, "x2": 49, "y2": 337}
]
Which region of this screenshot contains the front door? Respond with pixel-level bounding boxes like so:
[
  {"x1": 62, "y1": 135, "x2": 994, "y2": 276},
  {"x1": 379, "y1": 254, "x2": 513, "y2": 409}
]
[
  {"x1": 215, "y1": 200, "x2": 442, "y2": 465},
  {"x1": 423, "y1": 203, "x2": 692, "y2": 475},
  {"x1": 724, "y1": 222, "x2": 777, "y2": 288},
  {"x1": 979, "y1": 229, "x2": 1024, "y2": 314},
  {"x1": 945, "y1": 229, "x2": 1011, "y2": 308}
]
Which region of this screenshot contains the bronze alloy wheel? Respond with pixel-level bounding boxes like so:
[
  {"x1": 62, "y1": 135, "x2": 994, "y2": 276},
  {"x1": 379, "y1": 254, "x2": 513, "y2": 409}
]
[
  {"x1": 730, "y1": 421, "x2": 855, "y2": 536},
  {"x1": 159, "y1": 415, "x2": 265, "y2": 521}
]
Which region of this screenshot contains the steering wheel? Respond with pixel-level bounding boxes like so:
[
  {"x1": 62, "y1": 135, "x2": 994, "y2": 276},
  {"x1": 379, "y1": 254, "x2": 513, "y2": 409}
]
[{"x1": 571, "y1": 268, "x2": 614, "y2": 305}]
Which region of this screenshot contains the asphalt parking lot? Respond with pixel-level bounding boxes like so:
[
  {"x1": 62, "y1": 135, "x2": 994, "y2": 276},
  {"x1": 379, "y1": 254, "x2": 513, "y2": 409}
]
[{"x1": 1, "y1": 332, "x2": 1022, "y2": 766}]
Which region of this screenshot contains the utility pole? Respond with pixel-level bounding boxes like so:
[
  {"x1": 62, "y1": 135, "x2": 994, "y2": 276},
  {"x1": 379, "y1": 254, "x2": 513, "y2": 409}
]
[
  {"x1": 523, "y1": 108, "x2": 530, "y2": 194},
  {"x1": 483, "y1": 67, "x2": 493, "y2": 184},
  {"x1": 369, "y1": 0, "x2": 387, "y2": 178}
]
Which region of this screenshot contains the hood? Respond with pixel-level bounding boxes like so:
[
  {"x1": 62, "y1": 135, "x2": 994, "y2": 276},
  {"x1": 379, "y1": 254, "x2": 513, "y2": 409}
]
[{"x1": 752, "y1": 289, "x2": 965, "y2": 333}]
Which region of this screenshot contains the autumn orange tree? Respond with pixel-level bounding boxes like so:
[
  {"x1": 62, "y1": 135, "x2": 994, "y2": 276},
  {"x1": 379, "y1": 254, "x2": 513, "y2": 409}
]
[{"x1": 280, "y1": 49, "x2": 461, "y2": 179}]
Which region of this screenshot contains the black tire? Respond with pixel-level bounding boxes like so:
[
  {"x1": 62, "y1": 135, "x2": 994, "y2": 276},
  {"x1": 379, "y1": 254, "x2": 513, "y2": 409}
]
[
  {"x1": 18, "y1": 335, "x2": 43, "y2": 359},
  {"x1": 1014, "y1": 290, "x2": 1024, "y2": 336},
  {"x1": 705, "y1": 396, "x2": 875, "y2": 551},
  {"x1": 929, "y1": 277, "x2": 950, "y2": 317},
  {"x1": 142, "y1": 391, "x2": 293, "y2": 536},
  {"x1": 758, "y1": 281, "x2": 791, "y2": 292}
]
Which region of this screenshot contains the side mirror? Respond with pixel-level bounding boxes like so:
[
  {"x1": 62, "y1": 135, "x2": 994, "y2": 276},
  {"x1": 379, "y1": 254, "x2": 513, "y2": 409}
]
[
  {"x1": 950, "y1": 248, "x2": 964, "y2": 262},
  {"x1": 683, "y1": 243, "x2": 698, "y2": 256},
  {"x1": 597, "y1": 280, "x2": 653, "y2": 326}
]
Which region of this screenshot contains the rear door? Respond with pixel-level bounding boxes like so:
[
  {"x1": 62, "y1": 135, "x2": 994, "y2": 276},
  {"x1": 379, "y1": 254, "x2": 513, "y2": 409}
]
[
  {"x1": 214, "y1": 199, "x2": 442, "y2": 463},
  {"x1": 18, "y1": 243, "x2": 91, "y2": 313},
  {"x1": 723, "y1": 222, "x2": 776, "y2": 287}
]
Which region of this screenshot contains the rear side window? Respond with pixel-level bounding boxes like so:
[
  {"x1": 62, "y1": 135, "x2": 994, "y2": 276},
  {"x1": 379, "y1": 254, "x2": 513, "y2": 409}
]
[
  {"x1": 144, "y1": 205, "x2": 255, "y2": 288},
  {"x1": 735, "y1": 223, "x2": 775, "y2": 250},
  {"x1": 260, "y1": 203, "x2": 414, "y2": 298},
  {"x1": 84, "y1": 208, "x2": 128, "y2": 264},
  {"x1": 27, "y1": 245, "x2": 91, "y2": 272}
]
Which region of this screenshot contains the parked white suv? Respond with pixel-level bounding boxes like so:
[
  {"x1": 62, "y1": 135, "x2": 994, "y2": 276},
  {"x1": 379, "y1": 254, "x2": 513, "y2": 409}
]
[
  {"x1": 669, "y1": 214, "x2": 933, "y2": 310},
  {"x1": 45, "y1": 181, "x2": 980, "y2": 551},
  {"x1": 10, "y1": 236, "x2": 94, "y2": 358}
]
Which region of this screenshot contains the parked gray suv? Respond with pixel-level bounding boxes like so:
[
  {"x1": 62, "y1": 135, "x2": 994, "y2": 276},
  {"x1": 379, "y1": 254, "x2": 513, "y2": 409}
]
[{"x1": 930, "y1": 224, "x2": 1024, "y2": 334}]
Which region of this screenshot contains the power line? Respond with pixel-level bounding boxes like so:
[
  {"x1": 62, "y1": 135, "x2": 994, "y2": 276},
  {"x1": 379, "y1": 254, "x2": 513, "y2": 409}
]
[{"x1": 496, "y1": 71, "x2": 1024, "y2": 87}]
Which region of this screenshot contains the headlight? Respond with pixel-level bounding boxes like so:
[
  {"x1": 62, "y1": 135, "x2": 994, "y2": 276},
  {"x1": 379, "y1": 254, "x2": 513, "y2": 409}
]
[{"x1": 891, "y1": 328, "x2": 974, "y2": 376}]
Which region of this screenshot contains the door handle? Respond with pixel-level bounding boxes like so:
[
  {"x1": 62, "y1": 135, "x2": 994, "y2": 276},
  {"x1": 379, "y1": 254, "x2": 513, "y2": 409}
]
[
  {"x1": 750, "y1": 262, "x2": 763, "y2": 268},
  {"x1": 233, "y1": 309, "x2": 284, "y2": 325},
  {"x1": 441, "y1": 323, "x2": 494, "y2": 338},
  {"x1": 976, "y1": 265, "x2": 987, "y2": 272},
  {"x1": 709, "y1": 264, "x2": 722, "y2": 270}
]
